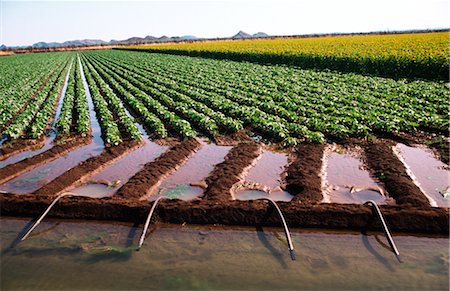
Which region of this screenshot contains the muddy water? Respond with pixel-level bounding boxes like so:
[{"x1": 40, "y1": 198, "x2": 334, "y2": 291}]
[
  {"x1": 323, "y1": 145, "x2": 388, "y2": 204},
  {"x1": 70, "y1": 123, "x2": 167, "y2": 198},
  {"x1": 0, "y1": 58, "x2": 104, "y2": 194},
  {"x1": 0, "y1": 61, "x2": 73, "y2": 169},
  {"x1": 394, "y1": 144, "x2": 450, "y2": 208},
  {"x1": 1, "y1": 218, "x2": 448, "y2": 290},
  {"x1": 151, "y1": 140, "x2": 232, "y2": 201},
  {"x1": 235, "y1": 190, "x2": 293, "y2": 202},
  {"x1": 234, "y1": 150, "x2": 293, "y2": 202}
]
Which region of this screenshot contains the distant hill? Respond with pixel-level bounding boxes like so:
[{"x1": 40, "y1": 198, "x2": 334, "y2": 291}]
[
  {"x1": 31, "y1": 39, "x2": 106, "y2": 48},
  {"x1": 253, "y1": 32, "x2": 269, "y2": 37},
  {"x1": 232, "y1": 31, "x2": 252, "y2": 38},
  {"x1": 232, "y1": 31, "x2": 270, "y2": 39},
  {"x1": 20, "y1": 35, "x2": 198, "y2": 49}
]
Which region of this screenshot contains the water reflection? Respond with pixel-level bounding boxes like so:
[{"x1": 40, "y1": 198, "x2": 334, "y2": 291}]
[{"x1": 1, "y1": 218, "x2": 448, "y2": 290}]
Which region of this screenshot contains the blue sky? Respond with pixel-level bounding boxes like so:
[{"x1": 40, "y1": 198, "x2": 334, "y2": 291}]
[{"x1": 1, "y1": 0, "x2": 449, "y2": 46}]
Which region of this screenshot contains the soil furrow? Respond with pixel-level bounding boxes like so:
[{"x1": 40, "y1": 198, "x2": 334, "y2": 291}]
[
  {"x1": 363, "y1": 141, "x2": 431, "y2": 207},
  {"x1": 204, "y1": 142, "x2": 261, "y2": 202},
  {"x1": 114, "y1": 138, "x2": 201, "y2": 200},
  {"x1": 284, "y1": 143, "x2": 325, "y2": 203},
  {"x1": 0, "y1": 137, "x2": 90, "y2": 185},
  {"x1": 33, "y1": 140, "x2": 142, "y2": 196}
]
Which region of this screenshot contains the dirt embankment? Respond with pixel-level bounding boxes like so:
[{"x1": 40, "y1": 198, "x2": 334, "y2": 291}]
[
  {"x1": 33, "y1": 140, "x2": 142, "y2": 196},
  {"x1": 284, "y1": 144, "x2": 325, "y2": 203},
  {"x1": 363, "y1": 141, "x2": 430, "y2": 207},
  {"x1": 1, "y1": 193, "x2": 448, "y2": 234},
  {"x1": 114, "y1": 138, "x2": 201, "y2": 200},
  {"x1": 204, "y1": 142, "x2": 261, "y2": 201},
  {"x1": 0, "y1": 137, "x2": 46, "y2": 161},
  {"x1": 0, "y1": 137, "x2": 90, "y2": 185}
]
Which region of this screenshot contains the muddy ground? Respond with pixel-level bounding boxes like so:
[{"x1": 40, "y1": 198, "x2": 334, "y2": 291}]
[
  {"x1": 362, "y1": 140, "x2": 431, "y2": 207},
  {"x1": 0, "y1": 137, "x2": 448, "y2": 234},
  {"x1": 0, "y1": 136, "x2": 90, "y2": 184},
  {"x1": 33, "y1": 140, "x2": 142, "y2": 196},
  {"x1": 284, "y1": 143, "x2": 325, "y2": 203},
  {"x1": 204, "y1": 142, "x2": 261, "y2": 201},
  {"x1": 115, "y1": 138, "x2": 201, "y2": 200},
  {"x1": 0, "y1": 137, "x2": 46, "y2": 161},
  {"x1": 0, "y1": 193, "x2": 447, "y2": 234}
]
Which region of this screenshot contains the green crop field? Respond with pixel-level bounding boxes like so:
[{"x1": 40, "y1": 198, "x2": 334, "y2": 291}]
[{"x1": 0, "y1": 47, "x2": 448, "y2": 146}]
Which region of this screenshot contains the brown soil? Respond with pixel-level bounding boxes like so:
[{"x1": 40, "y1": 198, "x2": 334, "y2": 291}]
[
  {"x1": 214, "y1": 130, "x2": 253, "y2": 146},
  {"x1": 204, "y1": 142, "x2": 261, "y2": 201},
  {"x1": 284, "y1": 143, "x2": 325, "y2": 203},
  {"x1": 0, "y1": 136, "x2": 90, "y2": 184},
  {"x1": 0, "y1": 137, "x2": 46, "y2": 161},
  {"x1": 33, "y1": 140, "x2": 142, "y2": 196},
  {"x1": 362, "y1": 140, "x2": 430, "y2": 207},
  {"x1": 114, "y1": 138, "x2": 201, "y2": 200},
  {"x1": 0, "y1": 193, "x2": 447, "y2": 234}
]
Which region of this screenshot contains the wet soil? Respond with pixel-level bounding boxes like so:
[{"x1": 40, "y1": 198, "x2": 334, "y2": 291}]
[
  {"x1": 284, "y1": 143, "x2": 325, "y2": 203},
  {"x1": 0, "y1": 137, "x2": 90, "y2": 185},
  {"x1": 394, "y1": 143, "x2": 449, "y2": 208},
  {"x1": 204, "y1": 142, "x2": 261, "y2": 202},
  {"x1": 69, "y1": 137, "x2": 166, "y2": 198},
  {"x1": 32, "y1": 140, "x2": 142, "y2": 196},
  {"x1": 114, "y1": 138, "x2": 201, "y2": 200},
  {"x1": 323, "y1": 145, "x2": 388, "y2": 205},
  {"x1": 0, "y1": 137, "x2": 46, "y2": 161},
  {"x1": 152, "y1": 140, "x2": 231, "y2": 201},
  {"x1": 363, "y1": 141, "x2": 431, "y2": 207},
  {"x1": 0, "y1": 193, "x2": 448, "y2": 234}
]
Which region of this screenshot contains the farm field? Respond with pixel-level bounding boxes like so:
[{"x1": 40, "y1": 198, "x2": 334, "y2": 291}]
[
  {"x1": 126, "y1": 31, "x2": 449, "y2": 80},
  {"x1": 0, "y1": 39, "x2": 449, "y2": 234}
]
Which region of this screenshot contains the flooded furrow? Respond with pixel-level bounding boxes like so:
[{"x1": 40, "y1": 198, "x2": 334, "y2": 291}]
[
  {"x1": 322, "y1": 145, "x2": 390, "y2": 205},
  {"x1": 234, "y1": 149, "x2": 293, "y2": 202},
  {"x1": 0, "y1": 57, "x2": 104, "y2": 194},
  {"x1": 149, "y1": 140, "x2": 232, "y2": 201},
  {"x1": 0, "y1": 61, "x2": 73, "y2": 168},
  {"x1": 69, "y1": 123, "x2": 167, "y2": 198},
  {"x1": 394, "y1": 143, "x2": 449, "y2": 208}
]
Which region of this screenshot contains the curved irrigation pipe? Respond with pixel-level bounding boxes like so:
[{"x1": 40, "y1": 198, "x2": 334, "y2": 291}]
[
  {"x1": 137, "y1": 196, "x2": 165, "y2": 250},
  {"x1": 21, "y1": 192, "x2": 75, "y2": 241},
  {"x1": 258, "y1": 198, "x2": 296, "y2": 261},
  {"x1": 364, "y1": 200, "x2": 401, "y2": 262}
]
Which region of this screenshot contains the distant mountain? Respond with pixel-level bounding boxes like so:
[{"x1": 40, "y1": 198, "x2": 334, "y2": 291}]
[
  {"x1": 232, "y1": 31, "x2": 252, "y2": 38},
  {"x1": 253, "y1": 32, "x2": 269, "y2": 38},
  {"x1": 33, "y1": 41, "x2": 61, "y2": 48},
  {"x1": 32, "y1": 39, "x2": 106, "y2": 48},
  {"x1": 181, "y1": 35, "x2": 197, "y2": 40}
]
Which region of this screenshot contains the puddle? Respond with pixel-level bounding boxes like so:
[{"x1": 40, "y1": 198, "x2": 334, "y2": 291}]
[
  {"x1": 1, "y1": 218, "x2": 448, "y2": 290},
  {"x1": 0, "y1": 133, "x2": 55, "y2": 169},
  {"x1": 0, "y1": 60, "x2": 73, "y2": 169},
  {"x1": 235, "y1": 189, "x2": 293, "y2": 202},
  {"x1": 69, "y1": 183, "x2": 113, "y2": 198},
  {"x1": 394, "y1": 144, "x2": 450, "y2": 208},
  {"x1": 235, "y1": 150, "x2": 293, "y2": 202},
  {"x1": 323, "y1": 145, "x2": 388, "y2": 204},
  {"x1": 70, "y1": 121, "x2": 167, "y2": 197},
  {"x1": 151, "y1": 140, "x2": 232, "y2": 201},
  {"x1": 0, "y1": 57, "x2": 104, "y2": 194}
]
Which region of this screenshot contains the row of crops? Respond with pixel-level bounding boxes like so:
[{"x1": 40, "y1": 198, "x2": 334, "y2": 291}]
[
  {"x1": 1, "y1": 49, "x2": 448, "y2": 146},
  {"x1": 1, "y1": 53, "x2": 72, "y2": 139},
  {"x1": 79, "y1": 49, "x2": 447, "y2": 144},
  {"x1": 123, "y1": 31, "x2": 449, "y2": 80}
]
